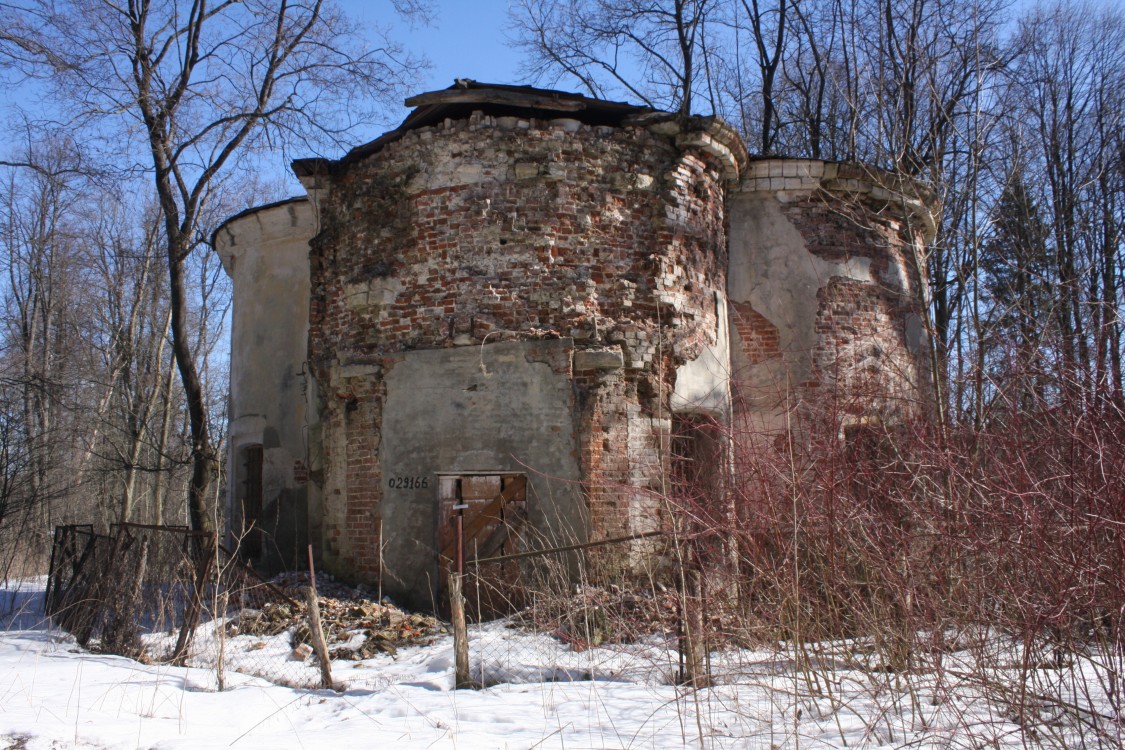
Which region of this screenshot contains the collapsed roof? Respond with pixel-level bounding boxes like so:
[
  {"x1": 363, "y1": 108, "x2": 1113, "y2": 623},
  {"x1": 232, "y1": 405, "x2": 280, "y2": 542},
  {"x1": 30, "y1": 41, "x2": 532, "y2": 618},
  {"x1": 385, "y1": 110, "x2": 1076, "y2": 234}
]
[{"x1": 291, "y1": 80, "x2": 657, "y2": 179}]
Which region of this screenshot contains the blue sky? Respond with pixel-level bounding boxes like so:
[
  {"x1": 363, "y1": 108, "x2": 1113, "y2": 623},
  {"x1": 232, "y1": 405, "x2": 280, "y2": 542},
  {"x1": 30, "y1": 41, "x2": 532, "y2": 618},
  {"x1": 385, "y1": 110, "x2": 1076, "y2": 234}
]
[
  {"x1": 323, "y1": 1, "x2": 541, "y2": 161},
  {"x1": 342, "y1": 1, "x2": 531, "y2": 98},
  {"x1": 0, "y1": 2, "x2": 531, "y2": 167}
]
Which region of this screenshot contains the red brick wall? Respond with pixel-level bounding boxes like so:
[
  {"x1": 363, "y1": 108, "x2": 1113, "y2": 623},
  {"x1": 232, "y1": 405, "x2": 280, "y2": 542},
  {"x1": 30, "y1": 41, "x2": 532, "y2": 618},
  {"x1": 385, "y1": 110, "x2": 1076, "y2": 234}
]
[{"x1": 730, "y1": 301, "x2": 781, "y2": 366}]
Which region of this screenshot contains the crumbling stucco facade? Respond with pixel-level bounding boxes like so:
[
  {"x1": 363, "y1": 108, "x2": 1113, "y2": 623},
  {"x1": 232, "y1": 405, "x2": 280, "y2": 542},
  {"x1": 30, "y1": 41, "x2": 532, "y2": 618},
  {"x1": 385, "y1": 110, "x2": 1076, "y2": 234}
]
[
  {"x1": 214, "y1": 198, "x2": 318, "y2": 570},
  {"x1": 215, "y1": 82, "x2": 936, "y2": 609},
  {"x1": 728, "y1": 160, "x2": 935, "y2": 438}
]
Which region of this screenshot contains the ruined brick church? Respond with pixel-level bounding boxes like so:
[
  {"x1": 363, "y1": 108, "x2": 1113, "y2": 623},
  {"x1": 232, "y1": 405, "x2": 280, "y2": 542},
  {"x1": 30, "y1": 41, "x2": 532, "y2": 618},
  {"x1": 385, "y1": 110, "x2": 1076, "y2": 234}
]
[{"x1": 214, "y1": 81, "x2": 934, "y2": 610}]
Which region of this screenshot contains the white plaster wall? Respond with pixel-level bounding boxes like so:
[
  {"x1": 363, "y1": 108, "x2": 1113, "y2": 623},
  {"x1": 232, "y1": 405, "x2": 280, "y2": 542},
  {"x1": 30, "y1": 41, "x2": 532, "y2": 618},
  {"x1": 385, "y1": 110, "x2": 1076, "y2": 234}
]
[
  {"x1": 214, "y1": 199, "x2": 317, "y2": 563},
  {"x1": 672, "y1": 292, "x2": 733, "y2": 416}
]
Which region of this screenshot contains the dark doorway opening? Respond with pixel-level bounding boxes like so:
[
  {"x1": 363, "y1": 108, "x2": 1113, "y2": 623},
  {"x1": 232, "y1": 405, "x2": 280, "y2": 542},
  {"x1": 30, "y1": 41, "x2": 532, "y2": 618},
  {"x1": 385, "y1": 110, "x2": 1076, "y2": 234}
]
[
  {"x1": 239, "y1": 444, "x2": 264, "y2": 559},
  {"x1": 671, "y1": 414, "x2": 724, "y2": 500}
]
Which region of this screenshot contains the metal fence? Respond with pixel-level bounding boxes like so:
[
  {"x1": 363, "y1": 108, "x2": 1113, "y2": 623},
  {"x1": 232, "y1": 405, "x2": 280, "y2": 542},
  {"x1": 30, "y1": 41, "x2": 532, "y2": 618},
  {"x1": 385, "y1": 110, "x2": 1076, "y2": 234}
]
[
  {"x1": 448, "y1": 531, "x2": 716, "y2": 689},
  {"x1": 45, "y1": 523, "x2": 720, "y2": 692},
  {"x1": 47, "y1": 523, "x2": 215, "y2": 659},
  {"x1": 45, "y1": 523, "x2": 335, "y2": 689}
]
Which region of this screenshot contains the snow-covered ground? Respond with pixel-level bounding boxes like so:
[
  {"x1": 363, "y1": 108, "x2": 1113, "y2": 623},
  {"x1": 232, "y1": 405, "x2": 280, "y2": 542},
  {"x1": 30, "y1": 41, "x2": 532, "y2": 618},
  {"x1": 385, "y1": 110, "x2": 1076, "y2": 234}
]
[{"x1": 2, "y1": 578, "x2": 1119, "y2": 749}]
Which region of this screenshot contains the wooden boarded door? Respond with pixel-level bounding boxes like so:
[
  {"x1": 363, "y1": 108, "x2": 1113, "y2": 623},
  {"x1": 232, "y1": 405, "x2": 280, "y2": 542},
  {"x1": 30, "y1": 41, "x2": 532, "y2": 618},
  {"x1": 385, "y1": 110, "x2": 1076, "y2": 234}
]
[{"x1": 436, "y1": 473, "x2": 527, "y2": 618}]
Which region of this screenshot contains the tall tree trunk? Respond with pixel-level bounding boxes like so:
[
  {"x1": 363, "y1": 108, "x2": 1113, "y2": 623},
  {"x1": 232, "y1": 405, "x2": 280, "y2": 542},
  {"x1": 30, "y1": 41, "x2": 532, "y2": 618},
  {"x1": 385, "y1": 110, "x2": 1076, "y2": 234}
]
[
  {"x1": 166, "y1": 247, "x2": 214, "y2": 534},
  {"x1": 153, "y1": 347, "x2": 178, "y2": 527}
]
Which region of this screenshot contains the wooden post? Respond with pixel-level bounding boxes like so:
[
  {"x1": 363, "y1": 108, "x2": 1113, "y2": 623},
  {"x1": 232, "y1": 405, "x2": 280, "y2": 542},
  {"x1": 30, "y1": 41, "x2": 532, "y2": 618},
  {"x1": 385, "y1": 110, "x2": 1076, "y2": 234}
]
[
  {"x1": 449, "y1": 572, "x2": 472, "y2": 689},
  {"x1": 455, "y1": 504, "x2": 465, "y2": 575},
  {"x1": 306, "y1": 545, "x2": 335, "y2": 691},
  {"x1": 680, "y1": 566, "x2": 710, "y2": 688}
]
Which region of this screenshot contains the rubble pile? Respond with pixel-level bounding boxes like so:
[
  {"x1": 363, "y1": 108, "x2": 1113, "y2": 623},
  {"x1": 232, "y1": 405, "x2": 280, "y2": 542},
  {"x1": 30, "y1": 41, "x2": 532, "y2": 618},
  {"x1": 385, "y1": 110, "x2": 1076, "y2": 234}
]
[
  {"x1": 228, "y1": 572, "x2": 445, "y2": 659},
  {"x1": 269, "y1": 571, "x2": 368, "y2": 600}
]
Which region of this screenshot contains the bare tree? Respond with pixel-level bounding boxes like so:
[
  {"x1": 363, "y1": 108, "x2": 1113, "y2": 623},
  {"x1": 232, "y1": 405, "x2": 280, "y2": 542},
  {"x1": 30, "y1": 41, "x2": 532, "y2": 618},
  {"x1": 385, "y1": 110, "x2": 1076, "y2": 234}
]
[
  {"x1": 718, "y1": 0, "x2": 792, "y2": 154},
  {"x1": 513, "y1": 0, "x2": 719, "y2": 116},
  {"x1": 1, "y1": 0, "x2": 427, "y2": 533},
  {"x1": 0, "y1": 132, "x2": 89, "y2": 567},
  {"x1": 996, "y1": 2, "x2": 1125, "y2": 409},
  {"x1": 81, "y1": 197, "x2": 175, "y2": 525}
]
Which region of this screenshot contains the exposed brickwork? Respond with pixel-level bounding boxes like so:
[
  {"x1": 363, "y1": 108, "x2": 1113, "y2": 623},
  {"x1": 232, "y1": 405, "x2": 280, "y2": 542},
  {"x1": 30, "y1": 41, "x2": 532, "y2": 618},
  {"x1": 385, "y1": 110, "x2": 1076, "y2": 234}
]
[
  {"x1": 310, "y1": 118, "x2": 725, "y2": 361},
  {"x1": 798, "y1": 193, "x2": 929, "y2": 418},
  {"x1": 219, "y1": 88, "x2": 938, "y2": 602},
  {"x1": 729, "y1": 301, "x2": 781, "y2": 366},
  {"x1": 307, "y1": 112, "x2": 730, "y2": 585},
  {"x1": 316, "y1": 366, "x2": 386, "y2": 581},
  {"x1": 813, "y1": 277, "x2": 915, "y2": 412},
  {"x1": 731, "y1": 160, "x2": 933, "y2": 430}
]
